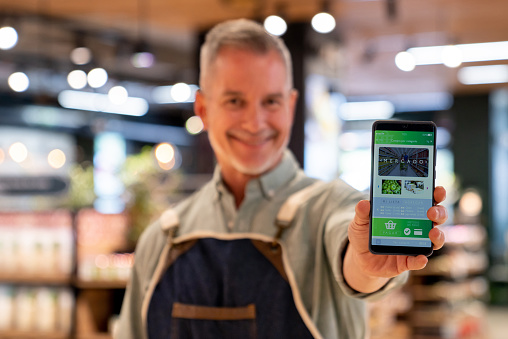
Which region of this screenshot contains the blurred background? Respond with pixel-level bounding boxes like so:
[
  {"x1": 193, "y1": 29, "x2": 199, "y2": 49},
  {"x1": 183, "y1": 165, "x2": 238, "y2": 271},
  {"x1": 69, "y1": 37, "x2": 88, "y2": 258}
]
[{"x1": 0, "y1": 0, "x2": 507, "y2": 338}]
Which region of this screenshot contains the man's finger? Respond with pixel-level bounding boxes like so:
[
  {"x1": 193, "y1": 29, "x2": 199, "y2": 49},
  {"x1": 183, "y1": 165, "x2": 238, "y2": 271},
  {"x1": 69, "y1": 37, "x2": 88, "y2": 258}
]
[
  {"x1": 349, "y1": 200, "x2": 372, "y2": 254},
  {"x1": 429, "y1": 227, "x2": 445, "y2": 250},
  {"x1": 427, "y1": 205, "x2": 448, "y2": 225},
  {"x1": 355, "y1": 200, "x2": 371, "y2": 223},
  {"x1": 434, "y1": 186, "x2": 446, "y2": 204},
  {"x1": 406, "y1": 255, "x2": 429, "y2": 271}
]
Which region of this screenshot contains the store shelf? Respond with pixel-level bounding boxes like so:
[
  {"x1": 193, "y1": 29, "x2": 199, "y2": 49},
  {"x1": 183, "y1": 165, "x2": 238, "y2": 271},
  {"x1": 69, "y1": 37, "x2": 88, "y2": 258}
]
[
  {"x1": 73, "y1": 279, "x2": 127, "y2": 289},
  {"x1": 371, "y1": 322, "x2": 410, "y2": 339},
  {"x1": 0, "y1": 273, "x2": 72, "y2": 286},
  {"x1": 411, "y1": 250, "x2": 488, "y2": 278},
  {"x1": 0, "y1": 330, "x2": 69, "y2": 339},
  {"x1": 0, "y1": 209, "x2": 131, "y2": 339},
  {"x1": 405, "y1": 224, "x2": 489, "y2": 339},
  {"x1": 76, "y1": 334, "x2": 112, "y2": 339}
]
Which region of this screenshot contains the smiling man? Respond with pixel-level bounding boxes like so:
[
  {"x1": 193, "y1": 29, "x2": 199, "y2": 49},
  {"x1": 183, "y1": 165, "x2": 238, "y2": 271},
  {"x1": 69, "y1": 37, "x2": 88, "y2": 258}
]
[
  {"x1": 116, "y1": 19, "x2": 447, "y2": 339},
  {"x1": 195, "y1": 44, "x2": 297, "y2": 206}
]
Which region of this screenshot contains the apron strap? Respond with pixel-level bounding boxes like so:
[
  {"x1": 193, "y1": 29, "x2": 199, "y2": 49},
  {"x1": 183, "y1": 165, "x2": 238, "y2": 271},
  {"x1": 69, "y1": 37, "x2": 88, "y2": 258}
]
[
  {"x1": 160, "y1": 207, "x2": 180, "y2": 244},
  {"x1": 141, "y1": 208, "x2": 180, "y2": 331},
  {"x1": 272, "y1": 180, "x2": 325, "y2": 245}
]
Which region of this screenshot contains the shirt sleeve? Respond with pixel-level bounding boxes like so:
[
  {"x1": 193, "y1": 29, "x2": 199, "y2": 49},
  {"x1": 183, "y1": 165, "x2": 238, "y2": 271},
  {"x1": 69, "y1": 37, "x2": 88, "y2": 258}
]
[{"x1": 323, "y1": 184, "x2": 409, "y2": 301}]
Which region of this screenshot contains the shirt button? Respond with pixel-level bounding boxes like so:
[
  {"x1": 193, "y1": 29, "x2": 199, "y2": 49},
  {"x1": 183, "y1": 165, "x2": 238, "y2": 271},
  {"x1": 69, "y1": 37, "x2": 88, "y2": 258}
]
[
  {"x1": 228, "y1": 221, "x2": 234, "y2": 229},
  {"x1": 267, "y1": 189, "x2": 275, "y2": 197}
]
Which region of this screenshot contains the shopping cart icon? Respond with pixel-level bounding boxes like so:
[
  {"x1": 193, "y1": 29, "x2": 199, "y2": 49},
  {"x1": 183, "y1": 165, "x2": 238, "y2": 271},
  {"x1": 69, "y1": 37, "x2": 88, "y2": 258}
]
[{"x1": 385, "y1": 220, "x2": 396, "y2": 230}]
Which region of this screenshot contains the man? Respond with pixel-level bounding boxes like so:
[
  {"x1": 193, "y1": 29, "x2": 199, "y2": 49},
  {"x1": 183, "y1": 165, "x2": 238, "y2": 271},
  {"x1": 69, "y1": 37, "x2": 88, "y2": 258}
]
[{"x1": 116, "y1": 19, "x2": 447, "y2": 339}]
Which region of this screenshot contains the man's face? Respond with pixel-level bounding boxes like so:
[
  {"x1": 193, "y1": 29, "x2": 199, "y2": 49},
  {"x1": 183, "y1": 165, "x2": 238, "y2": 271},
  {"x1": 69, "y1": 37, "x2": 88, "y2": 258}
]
[{"x1": 195, "y1": 46, "x2": 297, "y2": 178}]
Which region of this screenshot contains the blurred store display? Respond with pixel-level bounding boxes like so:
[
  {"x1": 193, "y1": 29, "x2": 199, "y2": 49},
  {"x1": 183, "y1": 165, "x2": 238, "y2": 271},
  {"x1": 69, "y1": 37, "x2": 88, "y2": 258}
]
[
  {"x1": 0, "y1": 211, "x2": 75, "y2": 338},
  {"x1": 371, "y1": 224, "x2": 490, "y2": 339}
]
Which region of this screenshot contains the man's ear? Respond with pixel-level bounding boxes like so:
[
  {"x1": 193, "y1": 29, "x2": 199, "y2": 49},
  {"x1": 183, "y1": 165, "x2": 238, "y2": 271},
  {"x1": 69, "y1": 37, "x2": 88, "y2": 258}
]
[
  {"x1": 289, "y1": 89, "x2": 298, "y2": 123},
  {"x1": 194, "y1": 89, "x2": 208, "y2": 130}
]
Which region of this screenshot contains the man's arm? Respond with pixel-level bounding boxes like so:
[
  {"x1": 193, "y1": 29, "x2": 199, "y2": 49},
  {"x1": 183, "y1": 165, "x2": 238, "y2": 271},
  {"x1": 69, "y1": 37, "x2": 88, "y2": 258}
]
[{"x1": 343, "y1": 186, "x2": 447, "y2": 293}]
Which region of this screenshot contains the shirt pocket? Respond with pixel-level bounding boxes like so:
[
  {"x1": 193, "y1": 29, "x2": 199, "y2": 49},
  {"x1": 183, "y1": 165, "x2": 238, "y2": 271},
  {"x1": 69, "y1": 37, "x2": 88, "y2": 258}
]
[{"x1": 170, "y1": 302, "x2": 257, "y2": 339}]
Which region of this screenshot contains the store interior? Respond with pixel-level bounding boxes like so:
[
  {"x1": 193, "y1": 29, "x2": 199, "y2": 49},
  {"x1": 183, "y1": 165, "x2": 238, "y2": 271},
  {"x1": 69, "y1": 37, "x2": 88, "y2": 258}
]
[{"x1": 1, "y1": 0, "x2": 508, "y2": 338}]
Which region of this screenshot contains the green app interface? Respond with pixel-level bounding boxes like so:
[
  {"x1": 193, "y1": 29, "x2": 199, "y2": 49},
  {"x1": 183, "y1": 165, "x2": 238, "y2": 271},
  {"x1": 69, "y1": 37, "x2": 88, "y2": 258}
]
[{"x1": 371, "y1": 130, "x2": 434, "y2": 248}]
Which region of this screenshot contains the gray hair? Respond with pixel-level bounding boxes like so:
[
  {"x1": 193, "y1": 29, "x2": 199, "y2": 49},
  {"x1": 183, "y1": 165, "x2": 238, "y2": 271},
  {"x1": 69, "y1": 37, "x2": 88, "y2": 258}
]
[{"x1": 199, "y1": 19, "x2": 293, "y2": 91}]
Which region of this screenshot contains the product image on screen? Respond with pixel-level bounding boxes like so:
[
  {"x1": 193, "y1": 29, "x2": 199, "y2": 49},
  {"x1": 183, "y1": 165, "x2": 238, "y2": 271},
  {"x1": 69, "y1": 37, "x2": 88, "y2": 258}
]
[
  {"x1": 378, "y1": 147, "x2": 429, "y2": 177},
  {"x1": 371, "y1": 130, "x2": 435, "y2": 249}
]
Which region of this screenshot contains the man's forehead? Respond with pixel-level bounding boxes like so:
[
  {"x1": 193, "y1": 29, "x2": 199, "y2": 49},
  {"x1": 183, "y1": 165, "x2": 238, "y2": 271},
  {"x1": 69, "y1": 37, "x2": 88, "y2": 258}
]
[
  {"x1": 219, "y1": 89, "x2": 285, "y2": 97},
  {"x1": 213, "y1": 46, "x2": 284, "y2": 65},
  {"x1": 202, "y1": 46, "x2": 291, "y2": 92}
]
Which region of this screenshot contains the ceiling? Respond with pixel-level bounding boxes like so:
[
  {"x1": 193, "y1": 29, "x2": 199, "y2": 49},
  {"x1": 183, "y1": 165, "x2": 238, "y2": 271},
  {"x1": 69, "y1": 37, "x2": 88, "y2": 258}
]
[{"x1": 1, "y1": 0, "x2": 508, "y2": 100}]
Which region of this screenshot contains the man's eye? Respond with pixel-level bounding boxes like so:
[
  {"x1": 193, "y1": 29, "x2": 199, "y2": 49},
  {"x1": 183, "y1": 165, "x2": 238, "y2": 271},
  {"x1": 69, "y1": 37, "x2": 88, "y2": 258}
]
[
  {"x1": 265, "y1": 98, "x2": 282, "y2": 108},
  {"x1": 225, "y1": 98, "x2": 243, "y2": 107}
]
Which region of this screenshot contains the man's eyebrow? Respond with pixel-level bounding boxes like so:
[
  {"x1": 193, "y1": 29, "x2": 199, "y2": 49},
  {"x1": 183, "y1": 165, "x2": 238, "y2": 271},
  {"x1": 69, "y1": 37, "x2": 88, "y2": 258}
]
[
  {"x1": 222, "y1": 90, "x2": 243, "y2": 96},
  {"x1": 266, "y1": 93, "x2": 284, "y2": 98},
  {"x1": 220, "y1": 91, "x2": 285, "y2": 98}
]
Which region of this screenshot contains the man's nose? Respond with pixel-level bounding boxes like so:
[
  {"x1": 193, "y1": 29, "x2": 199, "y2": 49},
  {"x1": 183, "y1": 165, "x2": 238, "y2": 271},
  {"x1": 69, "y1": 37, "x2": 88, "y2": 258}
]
[{"x1": 242, "y1": 103, "x2": 266, "y2": 132}]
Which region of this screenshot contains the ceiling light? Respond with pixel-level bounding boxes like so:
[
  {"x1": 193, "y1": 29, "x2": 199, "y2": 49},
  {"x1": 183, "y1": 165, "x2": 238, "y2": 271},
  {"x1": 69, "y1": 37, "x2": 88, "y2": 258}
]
[
  {"x1": 152, "y1": 84, "x2": 199, "y2": 104},
  {"x1": 170, "y1": 83, "x2": 192, "y2": 102},
  {"x1": 311, "y1": 12, "x2": 336, "y2": 34},
  {"x1": 67, "y1": 70, "x2": 87, "y2": 89},
  {"x1": 442, "y1": 45, "x2": 462, "y2": 68},
  {"x1": 131, "y1": 51, "x2": 155, "y2": 68},
  {"x1": 407, "y1": 40, "x2": 508, "y2": 66},
  {"x1": 130, "y1": 41, "x2": 155, "y2": 68},
  {"x1": 58, "y1": 90, "x2": 149, "y2": 116},
  {"x1": 264, "y1": 15, "x2": 287, "y2": 36},
  {"x1": 459, "y1": 41, "x2": 508, "y2": 62},
  {"x1": 9, "y1": 142, "x2": 28, "y2": 163},
  {"x1": 70, "y1": 47, "x2": 92, "y2": 65},
  {"x1": 339, "y1": 101, "x2": 394, "y2": 121},
  {"x1": 458, "y1": 65, "x2": 508, "y2": 85},
  {"x1": 87, "y1": 68, "x2": 108, "y2": 88},
  {"x1": 8, "y1": 72, "x2": 30, "y2": 92},
  {"x1": 407, "y1": 45, "x2": 443, "y2": 65},
  {"x1": 395, "y1": 51, "x2": 416, "y2": 71},
  {"x1": 0, "y1": 26, "x2": 18, "y2": 50},
  {"x1": 108, "y1": 86, "x2": 129, "y2": 105}
]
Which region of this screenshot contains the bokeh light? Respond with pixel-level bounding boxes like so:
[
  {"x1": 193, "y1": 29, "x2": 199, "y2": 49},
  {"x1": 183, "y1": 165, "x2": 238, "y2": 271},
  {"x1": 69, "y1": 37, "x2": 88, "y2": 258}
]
[
  {"x1": 108, "y1": 86, "x2": 129, "y2": 105},
  {"x1": 70, "y1": 47, "x2": 92, "y2": 65},
  {"x1": 0, "y1": 26, "x2": 18, "y2": 50},
  {"x1": 155, "y1": 143, "x2": 175, "y2": 164},
  {"x1": 264, "y1": 15, "x2": 287, "y2": 36},
  {"x1": 67, "y1": 70, "x2": 88, "y2": 89},
  {"x1": 170, "y1": 83, "x2": 192, "y2": 103},
  {"x1": 311, "y1": 13, "x2": 336, "y2": 34},
  {"x1": 87, "y1": 68, "x2": 108, "y2": 88},
  {"x1": 8, "y1": 72, "x2": 30, "y2": 92},
  {"x1": 9, "y1": 142, "x2": 28, "y2": 163},
  {"x1": 395, "y1": 51, "x2": 416, "y2": 72},
  {"x1": 48, "y1": 149, "x2": 67, "y2": 169},
  {"x1": 185, "y1": 116, "x2": 204, "y2": 135}
]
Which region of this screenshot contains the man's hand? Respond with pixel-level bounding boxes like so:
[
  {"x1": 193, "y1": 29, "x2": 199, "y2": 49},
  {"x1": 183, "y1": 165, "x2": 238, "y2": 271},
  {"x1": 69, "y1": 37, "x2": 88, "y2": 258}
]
[{"x1": 343, "y1": 186, "x2": 448, "y2": 293}]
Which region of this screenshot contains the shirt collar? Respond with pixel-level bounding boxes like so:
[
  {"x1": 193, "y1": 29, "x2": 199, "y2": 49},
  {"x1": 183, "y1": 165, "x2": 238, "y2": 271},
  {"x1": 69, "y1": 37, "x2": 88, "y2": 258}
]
[{"x1": 212, "y1": 150, "x2": 300, "y2": 201}]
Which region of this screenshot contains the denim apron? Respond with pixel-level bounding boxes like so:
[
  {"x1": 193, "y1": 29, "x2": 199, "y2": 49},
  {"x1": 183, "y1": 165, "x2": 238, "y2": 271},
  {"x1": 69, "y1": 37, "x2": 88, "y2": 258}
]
[{"x1": 142, "y1": 182, "x2": 325, "y2": 339}]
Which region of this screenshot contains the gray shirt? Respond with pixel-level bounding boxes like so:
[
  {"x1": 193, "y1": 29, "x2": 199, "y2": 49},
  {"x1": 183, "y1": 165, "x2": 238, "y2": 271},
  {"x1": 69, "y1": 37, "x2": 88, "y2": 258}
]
[{"x1": 116, "y1": 151, "x2": 407, "y2": 339}]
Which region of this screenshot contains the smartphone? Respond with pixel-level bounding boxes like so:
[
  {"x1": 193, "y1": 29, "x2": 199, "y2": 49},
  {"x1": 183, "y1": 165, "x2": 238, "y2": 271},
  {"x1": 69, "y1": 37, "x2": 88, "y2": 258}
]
[{"x1": 369, "y1": 120, "x2": 437, "y2": 256}]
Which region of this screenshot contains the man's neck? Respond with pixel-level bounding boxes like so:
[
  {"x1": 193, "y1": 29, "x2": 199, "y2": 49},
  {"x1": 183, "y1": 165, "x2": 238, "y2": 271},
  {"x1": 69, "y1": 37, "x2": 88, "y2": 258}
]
[{"x1": 221, "y1": 169, "x2": 257, "y2": 208}]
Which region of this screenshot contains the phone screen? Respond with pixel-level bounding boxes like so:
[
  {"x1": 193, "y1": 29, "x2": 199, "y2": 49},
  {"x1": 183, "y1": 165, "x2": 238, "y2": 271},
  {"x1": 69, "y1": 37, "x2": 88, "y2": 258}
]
[{"x1": 370, "y1": 121, "x2": 436, "y2": 256}]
